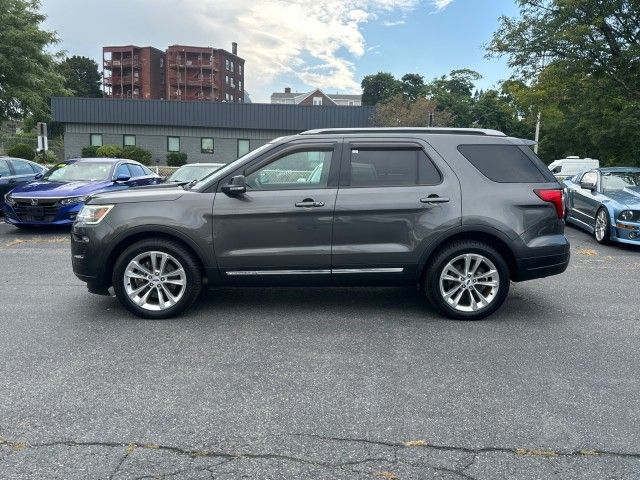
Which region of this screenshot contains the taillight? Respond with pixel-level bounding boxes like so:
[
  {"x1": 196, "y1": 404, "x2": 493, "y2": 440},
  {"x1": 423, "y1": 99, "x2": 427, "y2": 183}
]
[{"x1": 534, "y1": 189, "x2": 565, "y2": 219}]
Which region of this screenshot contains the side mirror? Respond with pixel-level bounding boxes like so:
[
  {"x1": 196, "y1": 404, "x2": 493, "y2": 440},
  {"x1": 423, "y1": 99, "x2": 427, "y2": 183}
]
[
  {"x1": 115, "y1": 173, "x2": 131, "y2": 183},
  {"x1": 222, "y1": 175, "x2": 247, "y2": 195},
  {"x1": 35, "y1": 172, "x2": 43, "y2": 180},
  {"x1": 580, "y1": 180, "x2": 596, "y2": 190}
]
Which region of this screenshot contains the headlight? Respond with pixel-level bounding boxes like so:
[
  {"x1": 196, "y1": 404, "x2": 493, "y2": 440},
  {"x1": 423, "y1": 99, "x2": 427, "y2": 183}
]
[
  {"x1": 76, "y1": 205, "x2": 114, "y2": 224},
  {"x1": 59, "y1": 195, "x2": 89, "y2": 206},
  {"x1": 4, "y1": 193, "x2": 15, "y2": 206},
  {"x1": 619, "y1": 210, "x2": 637, "y2": 221}
]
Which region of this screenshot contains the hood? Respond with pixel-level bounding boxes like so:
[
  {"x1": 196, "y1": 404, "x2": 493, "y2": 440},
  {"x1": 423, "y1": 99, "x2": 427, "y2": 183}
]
[
  {"x1": 605, "y1": 187, "x2": 640, "y2": 208},
  {"x1": 89, "y1": 185, "x2": 185, "y2": 205},
  {"x1": 9, "y1": 180, "x2": 113, "y2": 198}
]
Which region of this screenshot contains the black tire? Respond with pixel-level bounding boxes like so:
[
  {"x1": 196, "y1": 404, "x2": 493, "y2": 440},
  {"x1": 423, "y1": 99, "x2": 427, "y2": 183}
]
[
  {"x1": 594, "y1": 207, "x2": 611, "y2": 245},
  {"x1": 424, "y1": 240, "x2": 510, "y2": 321},
  {"x1": 112, "y1": 239, "x2": 202, "y2": 319}
]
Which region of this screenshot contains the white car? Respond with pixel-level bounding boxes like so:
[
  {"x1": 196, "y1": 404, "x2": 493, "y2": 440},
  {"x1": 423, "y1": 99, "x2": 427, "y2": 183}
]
[{"x1": 548, "y1": 156, "x2": 599, "y2": 180}]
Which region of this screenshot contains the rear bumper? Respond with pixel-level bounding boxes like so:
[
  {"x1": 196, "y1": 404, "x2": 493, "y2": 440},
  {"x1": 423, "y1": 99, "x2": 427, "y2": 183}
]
[{"x1": 513, "y1": 251, "x2": 570, "y2": 281}]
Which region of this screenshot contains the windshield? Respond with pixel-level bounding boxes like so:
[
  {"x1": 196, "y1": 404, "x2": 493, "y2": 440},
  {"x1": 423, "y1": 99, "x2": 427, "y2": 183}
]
[
  {"x1": 192, "y1": 142, "x2": 276, "y2": 190},
  {"x1": 168, "y1": 165, "x2": 223, "y2": 183},
  {"x1": 44, "y1": 162, "x2": 112, "y2": 182},
  {"x1": 601, "y1": 171, "x2": 640, "y2": 192}
]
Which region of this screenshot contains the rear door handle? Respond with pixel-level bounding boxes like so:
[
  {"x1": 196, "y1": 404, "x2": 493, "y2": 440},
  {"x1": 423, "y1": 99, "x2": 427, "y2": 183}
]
[
  {"x1": 295, "y1": 200, "x2": 325, "y2": 208},
  {"x1": 420, "y1": 196, "x2": 449, "y2": 204}
]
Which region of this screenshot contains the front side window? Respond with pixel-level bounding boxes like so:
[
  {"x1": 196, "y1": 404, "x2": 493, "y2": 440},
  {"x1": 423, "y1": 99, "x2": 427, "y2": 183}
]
[
  {"x1": 123, "y1": 135, "x2": 136, "y2": 147},
  {"x1": 128, "y1": 164, "x2": 146, "y2": 177},
  {"x1": 201, "y1": 138, "x2": 214, "y2": 154},
  {"x1": 246, "y1": 150, "x2": 333, "y2": 190},
  {"x1": 167, "y1": 136, "x2": 180, "y2": 152},
  {"x1": 349, "y1": 148, "x2": 441, "y2": 187},
  {"x1": 11, "y1": 160, "x2": 37, "y2": 175},
  {"x1": 237, "y1": 139, "x2": 250, "y2": 158},
  {"x1": 581, "y1": 171, "x2": 598, "y2": 187},
  {"x1": 114, "y1": 164, "x2": 131, "y2": 179},
  {"x1": 90, "y1": 133, "x2": 103, "y2": 147}
]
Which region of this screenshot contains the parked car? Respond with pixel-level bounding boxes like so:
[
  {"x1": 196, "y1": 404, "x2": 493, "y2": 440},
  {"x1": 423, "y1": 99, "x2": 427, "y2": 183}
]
[
  {"x1": 165, "y1": 163, "x2": 225, "y2": 183},
  {"x1": 71, "y1": 128, "x2": 569, "y2": 321},
  {"x1": 3, "y1": 158, "x2": 160, "y2": 227},
  {"x1": 0, "y1": 157, "x2": 47, "y2": 201},
  {"x1": 548, "y1": 156, "x2": 599, "y2": 181},
  {"x1": 563, "y1": 167, "x2": 640, "y2": 245}
]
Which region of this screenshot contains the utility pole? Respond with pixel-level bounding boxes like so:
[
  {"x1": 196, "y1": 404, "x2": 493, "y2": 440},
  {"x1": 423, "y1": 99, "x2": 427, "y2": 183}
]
[{"x1": 534, "y1": 111, "x2": 541, "y2": 154}]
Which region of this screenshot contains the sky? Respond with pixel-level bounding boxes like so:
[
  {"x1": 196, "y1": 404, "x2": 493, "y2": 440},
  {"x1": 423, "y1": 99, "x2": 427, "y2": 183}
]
[{"x1": 41, "y1": 0, "x2": 520, "y2": 103}]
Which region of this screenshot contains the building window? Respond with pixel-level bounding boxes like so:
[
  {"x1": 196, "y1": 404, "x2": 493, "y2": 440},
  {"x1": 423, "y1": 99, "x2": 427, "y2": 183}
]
[
  {"x1": 160, "y1": 57, "x2": 164, "y2": 68},
  {"x1": 230, "y1": 78, "x2": 235, "y2": 88},
  {"x1": 239, "y1": 80, "x2": 242, "y2": 91},
  {"x1": 123, "y1": 135, "x2": 136, "y2": 147},
  {"x1": 90, "y1": 133, "x2": 103, "y2": 147},
  {"x1": 237, "y1": 139, "x2": 250, "y2": 158},
  {"x1": 225, "y1": 75, "x2": 229, "y2": 85},
  {"x1": 231, "y1": 95, "x2": 234, "y2": 102},
  {"x1": 239, "y1": 64, "x2": 243, "y2": 75},
  {"x1": 230, "y1": 60, "x2": 234, "y2": 71},
  {"x1": 201, "y1": 137, "x2": 214, "y2": 154},
  {"x1": 225, "y1": 59, "x2": 230, "y2": 70},
  {"x1": 313, "y1": 97, "x2": 323, "y2": 106},
  {"x1": 348, "y1": 101, "x2": 354, "y2": 106},
  {"x1": 167, "y1": 136, "x2": 180, "y2": 152}
]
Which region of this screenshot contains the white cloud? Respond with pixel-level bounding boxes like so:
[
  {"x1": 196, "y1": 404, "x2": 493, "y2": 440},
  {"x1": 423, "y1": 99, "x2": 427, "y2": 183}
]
[
  {"x1": 429, "y1": 0, "x2": 454, "y2": 12},
  {"x1": 382, "y1": 19, "x2": 406, "y2": 26},
  {"x1": 171, "y1": 0, "x2": 420, "y2": 98}
]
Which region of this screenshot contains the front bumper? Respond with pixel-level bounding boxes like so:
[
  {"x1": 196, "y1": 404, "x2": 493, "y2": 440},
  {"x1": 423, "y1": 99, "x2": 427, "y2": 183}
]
[
  {"x1": 3, "y1": 201, "x2": 83, "y2": 225},
  {"x1": 71, "y1": 220, "x2": 114, "y2": 292},
  {"x1": 612, "y1": 220, "x2": 640, "y2": 245}
]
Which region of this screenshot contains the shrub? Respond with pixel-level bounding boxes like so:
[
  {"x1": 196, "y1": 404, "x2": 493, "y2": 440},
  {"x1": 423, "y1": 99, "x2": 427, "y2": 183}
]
[
  {"x1": 121, "y1": 146, "x2": 152, "y2": 166},
  {"x1": 167, "y1": 152, "x2": 187, "y2": 167},
  {"x1": 95, "y1": 144, "x2": 123, "y2": 158},
  {"x1": 33, "y1": 150, "x2": 57, "y2": 164},
  {"x1": 7, "y1": 143, "x2": 36, "y2": 160},
  {"x1": 81, "y1": 145, "x2": 99, "y2": 157}
]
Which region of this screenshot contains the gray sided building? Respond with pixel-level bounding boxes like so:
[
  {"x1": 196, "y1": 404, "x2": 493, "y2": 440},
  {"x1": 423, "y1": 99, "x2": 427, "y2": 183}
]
[{"x1": 52, "y1": 98, "x2": 375, "y2": 165}]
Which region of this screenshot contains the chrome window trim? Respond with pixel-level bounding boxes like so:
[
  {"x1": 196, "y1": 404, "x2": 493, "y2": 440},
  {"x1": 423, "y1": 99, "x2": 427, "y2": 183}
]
[{"x1": 225, "y1": 268, "x2": 404, "y2": 276}]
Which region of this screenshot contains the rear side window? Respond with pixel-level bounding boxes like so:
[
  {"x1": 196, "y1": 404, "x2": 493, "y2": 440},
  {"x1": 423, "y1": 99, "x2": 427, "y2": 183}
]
[
  {"x1": 0, "y1": 160, "x2": 10, "y2": 176},
  {"x1": 349, "y1": 148, "x2": 441, "y2": 187},
  {"x1": 457, "y1": 144, "x2": 555, "y2": 183}
]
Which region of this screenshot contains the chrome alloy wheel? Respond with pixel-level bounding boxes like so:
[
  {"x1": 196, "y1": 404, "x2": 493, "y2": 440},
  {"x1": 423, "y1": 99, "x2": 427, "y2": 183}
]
[
  {"x1": 439, "y1": 254, "x2": 499, "y2": 313},
  {"x1": 123, "y1": 251, "x2": 187, "y2": 311},
  {"x1": 595, "y1": 209, "x2": 608, "y2": 242}
]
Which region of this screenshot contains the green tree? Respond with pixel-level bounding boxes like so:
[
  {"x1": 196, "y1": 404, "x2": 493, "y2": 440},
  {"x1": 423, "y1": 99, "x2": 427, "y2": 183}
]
[
  {"x1": 371, "y1": 94, "x2": 453, "y2": 127},
  {"x1": 426, "y1": 69, "x2": 482, "y2": 127},
  {"x1": 7, "y1": 143, "x2": 35, "y2": 160},
  {"x1": 400, "y1": 74, "x2": 426, "y2": 102},
  {"x1": 95, "y1": 144, "x2": 122, "y2": 158},
  {"x1": 0, "y1": 0, "x2": 67, "y2": 122},
  {"x1": 361, "y1": 72, "x2": 401, "y2": 106},
  {"x1": 488, "y1": 0, "x2": 640, "y2": 98},
  {"x1": 471, "y1": 89, "x2": 532, "y2": 138},
  {"x1": 58, "y1": 55, "x2": 102, "y2": 98}
]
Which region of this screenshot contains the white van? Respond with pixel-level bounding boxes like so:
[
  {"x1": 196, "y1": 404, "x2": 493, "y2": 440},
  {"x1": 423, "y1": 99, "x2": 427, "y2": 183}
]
[{"x1": 547, "y1": 156, "x2": 600, "y2": 180}]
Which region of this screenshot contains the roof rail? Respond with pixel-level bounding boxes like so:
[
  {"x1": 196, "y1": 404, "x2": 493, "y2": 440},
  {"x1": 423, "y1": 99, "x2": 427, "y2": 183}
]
[{"x1": 300, "y1": 127, "x2": 507, "y2": 137}]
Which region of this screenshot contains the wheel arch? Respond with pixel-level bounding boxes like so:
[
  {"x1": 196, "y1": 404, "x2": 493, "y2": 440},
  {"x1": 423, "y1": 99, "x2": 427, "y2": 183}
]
[
  {"x1": 418, "y1": 227, "x2": 518, "y2": 281},
  {"x1": 103, "y1": 226, "x2": 208, "y2": 286}
]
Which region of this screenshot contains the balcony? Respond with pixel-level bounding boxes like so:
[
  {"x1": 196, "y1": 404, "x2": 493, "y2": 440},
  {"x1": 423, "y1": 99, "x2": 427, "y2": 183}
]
[
  {"x1": 104, "y1": 58, "x2": 140, "y2": 69},
  {"x1": 168, "y1": 59, "x2": 217, "y2": 70},
  {"x1": 104, "y1": 76, "x2": 140, "y2": 86}
]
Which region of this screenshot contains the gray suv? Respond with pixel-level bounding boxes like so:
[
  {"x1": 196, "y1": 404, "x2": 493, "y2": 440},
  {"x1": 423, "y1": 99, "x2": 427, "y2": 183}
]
[{"x1": 71, "y1": 128, "x2": 570, "y2": 320}]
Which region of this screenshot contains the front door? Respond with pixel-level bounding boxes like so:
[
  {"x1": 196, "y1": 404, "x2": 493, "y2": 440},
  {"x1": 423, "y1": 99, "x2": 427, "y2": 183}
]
[
  {"x1": 572, "y1": 170, "x2": 600, "y2": 225},
  {"x1": 213, "y1": 142, "x2": 340, "y2": 285},
  {"x1": 0, "y1": 159, "x2": 15, "y2": 198},
  {"x1": 332, "y1": 139, "x2": 461, "y2": 285}
]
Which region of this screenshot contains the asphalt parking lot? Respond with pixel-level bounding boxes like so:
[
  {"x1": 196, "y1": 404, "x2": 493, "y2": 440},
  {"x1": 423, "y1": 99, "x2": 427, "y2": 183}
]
[{"x1": 0, "y1": 220, "x2": 639, "y2": 479}]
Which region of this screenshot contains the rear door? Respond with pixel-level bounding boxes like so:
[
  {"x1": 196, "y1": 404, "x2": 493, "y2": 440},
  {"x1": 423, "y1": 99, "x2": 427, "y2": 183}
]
[
  {"x1": 332, "y1": 138, "x2": 461, "y2": 285},
  {"x1": 9, "y1": 159, "x2": 39, "y2": 185},
  {"x1": 213, "y1": 140, "x2": 341, "y2": 285}
]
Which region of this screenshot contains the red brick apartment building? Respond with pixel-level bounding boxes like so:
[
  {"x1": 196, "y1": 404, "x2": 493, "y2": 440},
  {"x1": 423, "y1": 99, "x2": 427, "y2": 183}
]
[{"x1": 103, "y1": 43, "x2": 244, "y2": 102}]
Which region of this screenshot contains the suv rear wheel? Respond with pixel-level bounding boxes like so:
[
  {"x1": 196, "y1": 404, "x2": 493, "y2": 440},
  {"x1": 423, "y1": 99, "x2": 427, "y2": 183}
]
[
  {"x1": 424, "y1": 241, "x2": 510, "y2": 320},
  {"x1": 112, "y1": 239, "x2": 202, "y2": 319}
]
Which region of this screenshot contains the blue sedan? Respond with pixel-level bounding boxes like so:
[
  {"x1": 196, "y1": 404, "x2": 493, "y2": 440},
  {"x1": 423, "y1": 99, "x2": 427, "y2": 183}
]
[
  {"x1": 3, "y1": 158, "x2": 160, "y2": 227},
  {"x1": 563, "y1": 167, "x2": 640, "y2": 245}
]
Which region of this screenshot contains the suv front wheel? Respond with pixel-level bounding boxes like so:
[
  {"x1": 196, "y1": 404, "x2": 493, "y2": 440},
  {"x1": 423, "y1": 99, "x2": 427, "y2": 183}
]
[
  {"x1": 425, "y1": 241, "x2": 510, "y2": 320},
  {"x1": 112, "y1": 239, "x2": 202, "y2": 319}
]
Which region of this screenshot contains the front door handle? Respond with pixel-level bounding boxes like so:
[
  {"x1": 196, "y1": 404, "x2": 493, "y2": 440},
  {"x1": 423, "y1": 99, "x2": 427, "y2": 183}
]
[
  {"x1": 295, "y1": 200, "x2": 325, "y2": 208},
  {"x1": 420, "y1": 195, "x2": 449, "y2": 204}
]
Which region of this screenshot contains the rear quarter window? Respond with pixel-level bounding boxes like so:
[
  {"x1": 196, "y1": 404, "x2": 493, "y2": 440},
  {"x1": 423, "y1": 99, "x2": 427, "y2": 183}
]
[{"x1": 457, "y1": 144, "x2": 556, "y2": 183}]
